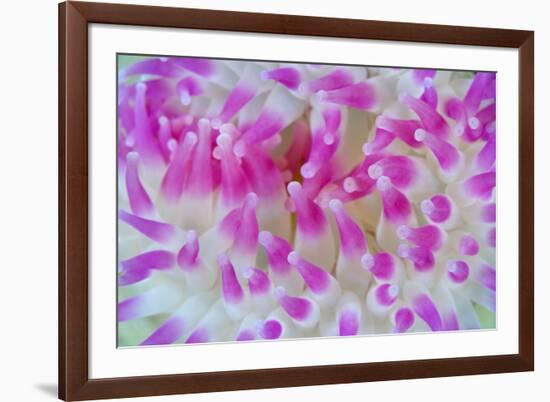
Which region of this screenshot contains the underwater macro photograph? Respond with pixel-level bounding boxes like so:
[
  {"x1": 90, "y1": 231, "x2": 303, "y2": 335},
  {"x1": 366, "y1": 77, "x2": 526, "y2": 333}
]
[{"x1": 116, "y1": 55, "x2": 497, "y2": 347}]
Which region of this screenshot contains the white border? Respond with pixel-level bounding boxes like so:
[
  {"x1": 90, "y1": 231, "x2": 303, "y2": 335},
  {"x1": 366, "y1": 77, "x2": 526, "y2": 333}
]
[{"x1": 89, "y1": 24, "x2": 518, "y2": 379}]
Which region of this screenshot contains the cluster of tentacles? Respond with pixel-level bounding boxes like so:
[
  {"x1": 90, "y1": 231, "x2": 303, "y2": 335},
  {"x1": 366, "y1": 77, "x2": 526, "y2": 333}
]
[{"x1": 117, "y1": 56, "x2": 496, "y2": 346}]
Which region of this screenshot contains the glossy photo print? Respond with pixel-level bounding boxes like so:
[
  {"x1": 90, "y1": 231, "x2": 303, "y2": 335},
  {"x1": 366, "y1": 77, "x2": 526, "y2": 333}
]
[{"x1": 117, "y1": 55, "x2": 496, "y2": 347}]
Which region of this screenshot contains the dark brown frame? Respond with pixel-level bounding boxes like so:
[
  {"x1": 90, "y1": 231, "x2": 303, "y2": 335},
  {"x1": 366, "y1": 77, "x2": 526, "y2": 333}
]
[{"x1": 59, "y1": 1, "x2": 534, "y2": 400}]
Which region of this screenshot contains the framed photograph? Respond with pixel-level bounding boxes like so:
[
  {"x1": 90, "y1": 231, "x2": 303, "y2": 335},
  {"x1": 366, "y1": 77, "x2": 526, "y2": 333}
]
[{"x1": 59, "y1": 1, "x2": 534, "y2": 400}]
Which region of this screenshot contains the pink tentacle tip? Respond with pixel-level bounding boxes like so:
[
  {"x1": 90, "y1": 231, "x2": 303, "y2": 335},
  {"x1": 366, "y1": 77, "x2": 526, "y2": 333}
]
[
  {"x1": 186, "y1": 132, "x2": 199, "y2": 146},
  {"x1": 287, "y1": 252, "x2": 331, "y2": 293},
  {"x1": 158, "y1": 114, "x2": 169, "y2": 126},
  {"x1": 245, "y1": 267, "x2": 271, "y2": 294},
  {"x1": 368, "y1": 164, "x2": 384, "y2": 180},
  {"x1": 459, "y1": 235, "x2": 479, "y2": 256},
  {"x1": 256, "y1": 319, "x2": 283, "y2": 340},
  {"x1": 464, "y1": 171, "x2": 496, "y2": 200},
  {"x1": 233, "y1": 139, "x2": 248, "y2": 158},
  {"x1": 388, "y1": 284, "x2": 400, "y2": 299},
  {"x1": 287, "y1": 251, "x2": 300, "y2": 266},
  {"x1": 197, "y1": 117, "x2": 211, "y2": 133},
  {"x1": 447, "y1": 260, "x2": 469, "y2": 284},
  {"x1": 330, "y1": 198, "x2": 367, "y2": 256},
  {"x1": 468, "y1": 116, "x2": 480, "y2": 130},
  {"x1": 177, "y1": 230, "x2": 200, "y2": 270},
  {"x1": 394, "y1": 307, "x2": 415, "y2": 333},
  {"x1": 216, "y1": 253, "x2": 230, "y2": 267},
  {"x1": 126, "y1": 151, "x2": 139, "y2": 164},
  {"x1": 261, "y1": 67, "x2": 301, "y2": 90},
  {"x1": 375, "y1": 283, "x2": 399, "y2": 306},
  {"x1": 360, "y1": 254, "x2": 375, "y2": 271},
  {"x1": 124, "y1": 149, "x2": 155, "y2": 216},
  {"x1": 300, "y1": 162, "x2": 318, "y2": 179},
  {"x1": 420, "y1": 199, "x2": 435, "y2": 215},
  {"x1": 453, "y1": 123, "x2": 465, "y2": 137},
  {"x1": 323, "y1": 132, "x2": 336, "y2": 145},
  {"x1": 343, "y1": 177, "x2": 359, "y2": 193},
  {"x1": 273, "y1": 286, "x2": 287, "y2": 300},
  {"x1": 338, "y1": 310, "x2": 359, "y2": 336},
  {"x1": 376, "y1": 176, "x2": 392, "y2": 192},
  {"x1": 244, "y1": 192, "x2": 259, "y2": 208},
  {"x1": 413, "y1": 294, "x2": 442, "y2": 331},
  {"x1": 242, "y1": 267, "x2": 255, "y2": 280},
  {"x1": 398, "y1": 224, "x2": 443, "y2": 251},
  {"x1": 218, "y1": 253, "x2": 245, "y2": 304},
  {"x1": 124, "y1": 135, "x2": 136, "y2": 148},
  {"x1": 414, "y1": 128, "x2": 427, "y2": 142},
  {"x1": 287, "y1": 180, "x2": 302, "y2": 196},
  {"x1": 258, "y1": 231, "x2": 274, "y2": 247},
  {"x1": 274, "y1": 286, "x2": 313, "y2": 321},
  {"x1": 119, "y1": 210, "x2": 176, "y2": 244},
  {"x1": 328, "y1": 198, "x2": 344, "y2": 213},
  {"x1": 135, "y1": 81, "x2": 147, "y2": 94},
  {"x1": 396, "y1": 225, "x2": 411, "y2": 240},
  {"x1": 216, "y1": 133, "x2": 233, "y2": 152},
  {"x1": 362, "y1": 252, "x2": 395, "y2": 280},
  {"x1": 398, "y1": 244, "x2": 434, "y2": 271},
  {"x1": 186, "y1": 229, "x2": 198, "y2": 242},
  {"x1": 179, "y1": 91, "x2": 192, "y2": 105},
  {"x1": 421, "y1": 195, "x2": 452, "y2": 223},
  {"x1": 423, "y1": 76, "x2": 434, "y2": 88},
  {"x1": 166, "y1": 137, "x2": 177, "y2": 153}
]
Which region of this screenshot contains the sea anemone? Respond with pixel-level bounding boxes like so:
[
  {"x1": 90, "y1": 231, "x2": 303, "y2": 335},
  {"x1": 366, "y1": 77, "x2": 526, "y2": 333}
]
[{"x1": 117, "y1": 56, "x2": 496, "y2": 346}]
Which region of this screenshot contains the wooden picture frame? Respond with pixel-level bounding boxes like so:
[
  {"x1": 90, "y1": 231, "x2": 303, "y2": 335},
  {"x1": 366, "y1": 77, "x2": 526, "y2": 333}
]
[{"x1": 59, "y1": 1, "x2": 534, "y2": 400}]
